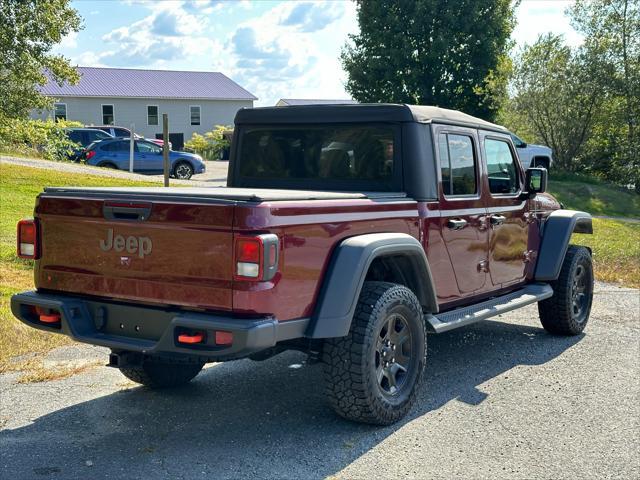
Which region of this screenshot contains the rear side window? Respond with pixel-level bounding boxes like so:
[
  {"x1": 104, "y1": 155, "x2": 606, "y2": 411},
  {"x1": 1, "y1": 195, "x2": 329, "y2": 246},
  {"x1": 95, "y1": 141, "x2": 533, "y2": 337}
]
[
  {"x1": 438, "y1": 133, "x2": 477, "y2": 196},
  {"x1": 101, "y1": 140, "x2": 129, "y2": 152},
  {"x1": 113, "y1": 128, "x2": 129, "y2": 137},
  {"x1": 236, "y1": 125, "x2": 397, "y2": 191},
  {"x1": 87, "y1": 130, "x2": 111, "y2": 143},
  {"x1": 136, "y1": 141, "x2": 161, "y2": 154},
  {"x1": 485, "y1": 138, "x2": 519, "y2": 194}
]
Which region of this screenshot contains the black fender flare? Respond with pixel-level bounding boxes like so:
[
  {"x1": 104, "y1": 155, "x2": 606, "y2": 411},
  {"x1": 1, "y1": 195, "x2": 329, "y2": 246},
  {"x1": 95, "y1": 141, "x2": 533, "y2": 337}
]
[
  {"x1": 306, "y1": 233, "x2": 438, "y2": 339},
  {"x1": 534, "y1": 209, "x2": 593, "y2": 281}
]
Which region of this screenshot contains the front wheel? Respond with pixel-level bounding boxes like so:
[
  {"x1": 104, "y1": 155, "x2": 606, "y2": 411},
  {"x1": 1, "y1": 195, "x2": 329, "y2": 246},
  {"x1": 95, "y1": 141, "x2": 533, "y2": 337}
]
[
  {"x1": 120, "y1": 358, "x2": 204, "y2": 388},
  {"x1": 173, "y1": 161, "x2": 194, "y2": 180},
  {"x1": 538, "y1": 245, "x2": 593, "y2": 335},
  {"x1": 322, "y1": 282, "x2": 426, "y2": 425}
]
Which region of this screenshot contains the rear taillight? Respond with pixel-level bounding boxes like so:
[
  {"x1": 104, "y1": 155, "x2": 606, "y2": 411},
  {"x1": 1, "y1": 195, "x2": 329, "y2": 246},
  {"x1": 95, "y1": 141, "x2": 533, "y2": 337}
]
[
  {"x1": 85, "y1": 150, "x2": 96, "y2": 160},
  {"x1": 17, "y1": 219, "x2": 39, "y2": 259},
  {"x1": 234, "y1": 234, "x2": 279, "y2": 281}
]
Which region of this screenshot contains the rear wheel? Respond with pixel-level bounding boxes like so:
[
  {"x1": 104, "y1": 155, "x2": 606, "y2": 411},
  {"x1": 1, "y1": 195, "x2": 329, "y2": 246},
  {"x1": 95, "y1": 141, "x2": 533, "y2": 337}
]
[
  {"x1": 533, "y1": 157, "x2": 550, "y2": 170},
  {"x1": 538, "y1": 245, "x2": 593, "y2": 335},
  {"x1": 99, "y1": 162, "x2": 118, "y2": 169},
  {"x1": 120, "y1": 358, "x2": 204, "y2": 388},
  {"x1": 322, "y1": 282, "x2": 426, "y2": 425},
  {"x1": 173, "y1": 161, "x2": 194, "y2": 180}
]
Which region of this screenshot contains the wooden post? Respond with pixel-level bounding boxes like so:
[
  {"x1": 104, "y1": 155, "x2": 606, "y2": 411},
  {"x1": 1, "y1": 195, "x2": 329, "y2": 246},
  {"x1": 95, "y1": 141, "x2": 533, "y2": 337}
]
[
  {"x1": 162, "y1": 113, "x2": 169, "y2": 187},
  {"x1": 129, "y1": 123, "x2": 135, "y2": 173}
]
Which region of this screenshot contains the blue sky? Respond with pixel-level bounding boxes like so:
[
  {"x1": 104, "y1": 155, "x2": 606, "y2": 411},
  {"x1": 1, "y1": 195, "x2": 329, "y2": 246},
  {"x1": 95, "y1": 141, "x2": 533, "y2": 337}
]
[{"x1": 56, "y1": 1, "x2": 582, "y2": 106}]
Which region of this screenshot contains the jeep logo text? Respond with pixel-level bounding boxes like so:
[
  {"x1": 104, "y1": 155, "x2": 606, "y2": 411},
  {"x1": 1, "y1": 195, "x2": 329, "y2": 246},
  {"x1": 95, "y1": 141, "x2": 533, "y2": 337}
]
[{"x1": 99, "y1": 228, "x2": 152, "y2": 258}]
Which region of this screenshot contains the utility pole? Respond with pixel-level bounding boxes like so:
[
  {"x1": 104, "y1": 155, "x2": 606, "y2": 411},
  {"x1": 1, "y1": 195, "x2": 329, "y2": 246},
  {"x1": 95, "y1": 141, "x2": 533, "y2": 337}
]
[
  {"x1": 162, "y1": 114, "x2": 169, "y2": 187},
  {"x1": 129, "y1": 123, "x2": 135, "y2": 173}
]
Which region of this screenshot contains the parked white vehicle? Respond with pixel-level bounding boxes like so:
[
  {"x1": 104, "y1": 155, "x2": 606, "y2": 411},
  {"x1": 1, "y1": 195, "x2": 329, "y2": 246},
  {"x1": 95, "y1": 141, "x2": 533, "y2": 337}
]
[{"x1": 510, "y1": 133, "x2": 553, "y2": 170}]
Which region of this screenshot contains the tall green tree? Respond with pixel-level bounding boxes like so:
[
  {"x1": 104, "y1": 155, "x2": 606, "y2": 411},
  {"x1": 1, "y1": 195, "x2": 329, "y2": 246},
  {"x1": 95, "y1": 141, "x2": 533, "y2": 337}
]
[
  {"x1": 0, "y1": 0, "x2": 82, "y2": 121},
  {"x1": 569, "y1": 0, "x2": 639, "y2": 190},
  {"x1": 341, "y1": 0, "x2": 516, "y2": 121},
  {"x1": 508, "y1": 34, "x2": 603, "y2": 172}
]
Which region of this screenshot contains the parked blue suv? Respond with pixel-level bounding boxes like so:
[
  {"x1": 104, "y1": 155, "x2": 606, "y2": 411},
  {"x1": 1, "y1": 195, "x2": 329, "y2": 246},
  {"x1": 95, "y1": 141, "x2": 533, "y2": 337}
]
[{"x1": 84, "y1": 138, "x2": 205, "y2": 179}]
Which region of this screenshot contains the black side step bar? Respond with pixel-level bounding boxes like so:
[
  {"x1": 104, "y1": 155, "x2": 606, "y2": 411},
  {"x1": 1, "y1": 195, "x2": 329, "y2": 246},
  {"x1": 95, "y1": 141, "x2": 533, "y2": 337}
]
[{"x1": 425, "y1": 283, "x2": 553, "y2": 333}]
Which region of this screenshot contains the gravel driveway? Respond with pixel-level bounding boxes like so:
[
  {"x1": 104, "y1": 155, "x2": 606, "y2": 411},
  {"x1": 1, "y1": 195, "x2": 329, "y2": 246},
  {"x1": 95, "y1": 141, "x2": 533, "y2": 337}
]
[{"x1": 0, "y1": 282, "x2": 638, "y2": 479}]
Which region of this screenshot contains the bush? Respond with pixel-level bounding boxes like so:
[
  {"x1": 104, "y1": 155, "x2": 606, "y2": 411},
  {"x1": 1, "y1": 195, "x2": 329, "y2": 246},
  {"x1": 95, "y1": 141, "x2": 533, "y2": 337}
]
[
  {"x1": 184, "y1": 125, "x2": 231, "y2": 161},
  {"x1": 0, "y1": 117, "x2": 82, "y2": 161}
]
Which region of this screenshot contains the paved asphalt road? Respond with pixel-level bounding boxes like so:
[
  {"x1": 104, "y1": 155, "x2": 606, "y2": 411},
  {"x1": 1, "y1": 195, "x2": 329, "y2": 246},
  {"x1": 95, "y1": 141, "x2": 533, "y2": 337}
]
[{"x1": 0, "y1": 282, "x2": 638, "y2": 479}]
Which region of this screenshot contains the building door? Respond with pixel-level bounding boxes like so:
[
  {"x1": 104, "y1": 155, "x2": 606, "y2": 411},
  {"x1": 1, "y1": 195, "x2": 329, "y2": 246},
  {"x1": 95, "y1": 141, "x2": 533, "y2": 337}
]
[{"x1": 155, "y1": 133, "x2": 184, "y2": 151}]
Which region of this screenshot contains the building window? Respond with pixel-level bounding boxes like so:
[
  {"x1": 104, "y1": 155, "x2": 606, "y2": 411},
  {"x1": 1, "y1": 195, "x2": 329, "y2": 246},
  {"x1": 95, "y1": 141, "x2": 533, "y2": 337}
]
[
  {"x1": 190, "y1": 105, "x2": 201, "y2": 126},
  {"x1": 102, "y1": 105, "x2": 114, "y2": 125},
  {"x1": 147, "y1": 105, "x2": 158, "y2": 126},
  {"x1": 54, "y1": 103, "x2": 67, "y2": 121}
]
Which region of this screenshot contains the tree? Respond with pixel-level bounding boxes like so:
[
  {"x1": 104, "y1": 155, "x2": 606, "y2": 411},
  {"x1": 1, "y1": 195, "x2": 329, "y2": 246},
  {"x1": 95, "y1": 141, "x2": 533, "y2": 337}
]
[
  {"x1": 0, "y1": 0, "x2": 82, "y2": 121},
  {"x1": 569, "y1": 0, "x2": 639, "y2": 190},
  {"x1": 508, "y1": 34, "x2": 603, "y2": 172},
  {"x1": 184, "y1": 125, "x2": 231, "y2": 161},
  {"x1": 341, "y1": 0, "x2": 516, "y2": 121}
]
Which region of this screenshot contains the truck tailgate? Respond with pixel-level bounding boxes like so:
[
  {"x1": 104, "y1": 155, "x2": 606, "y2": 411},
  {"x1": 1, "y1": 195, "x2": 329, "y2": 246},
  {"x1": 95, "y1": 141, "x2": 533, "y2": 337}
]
[{"x1": 34, "y1": 188, "x2": 236, "y2": 311}]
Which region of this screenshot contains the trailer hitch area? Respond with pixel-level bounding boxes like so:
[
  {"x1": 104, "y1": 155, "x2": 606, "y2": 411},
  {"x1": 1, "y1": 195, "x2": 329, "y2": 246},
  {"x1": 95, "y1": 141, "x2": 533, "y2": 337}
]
[{"x1": 108, "y1": 351, "x2": 143, "y2": 369}]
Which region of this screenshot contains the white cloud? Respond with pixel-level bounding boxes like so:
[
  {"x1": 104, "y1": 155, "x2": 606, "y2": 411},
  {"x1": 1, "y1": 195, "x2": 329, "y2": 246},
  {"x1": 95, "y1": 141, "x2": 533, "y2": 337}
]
[
  {"x1": 90, "y1": 2, "x2": 218, "y2": 67},
  {"x1": 222, "y1": 1, "x2": 356, "y2": 105}
]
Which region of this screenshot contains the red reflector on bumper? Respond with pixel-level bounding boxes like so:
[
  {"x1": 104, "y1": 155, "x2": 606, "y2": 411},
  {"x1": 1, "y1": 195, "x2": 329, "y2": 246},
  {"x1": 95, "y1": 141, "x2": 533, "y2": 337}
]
[
  {"x1": 39, "y1": 313, "x2": 61, "y2": 324},
  {"x1": 178, "y1": 332, "x2": 204, "y2": 344},
  {"x1": 215, "y1": 331, "x2": 233, "y2": 345}
]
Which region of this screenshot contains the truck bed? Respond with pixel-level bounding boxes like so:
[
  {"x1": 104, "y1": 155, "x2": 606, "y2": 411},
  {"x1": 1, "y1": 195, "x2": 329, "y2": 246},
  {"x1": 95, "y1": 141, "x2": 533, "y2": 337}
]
[{"x1": 42, "y1": 186, "x2": 407, "y2": 203}]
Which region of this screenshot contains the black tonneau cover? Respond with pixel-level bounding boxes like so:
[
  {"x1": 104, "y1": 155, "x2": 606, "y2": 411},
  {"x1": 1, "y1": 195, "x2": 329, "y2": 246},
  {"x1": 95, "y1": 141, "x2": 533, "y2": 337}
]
[{"x1": 41, "y1": 186, "x2": 407, "y2": 203}]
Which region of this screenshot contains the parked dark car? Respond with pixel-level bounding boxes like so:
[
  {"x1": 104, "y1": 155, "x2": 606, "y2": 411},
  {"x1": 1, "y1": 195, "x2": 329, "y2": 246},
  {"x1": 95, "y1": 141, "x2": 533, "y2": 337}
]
[
  {"x1": 84, "y1": 138, "x2": 205, "y2": 179},
  {"x1": 65, "y1": 128, "x2": 113, "y2": 160}
]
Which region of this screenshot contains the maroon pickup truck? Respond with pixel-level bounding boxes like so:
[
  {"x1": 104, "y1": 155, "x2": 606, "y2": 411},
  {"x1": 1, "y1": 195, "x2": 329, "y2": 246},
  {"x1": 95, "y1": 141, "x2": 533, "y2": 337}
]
[{"x1": 12, "y1": 104, "x2": 594, "y2": 425}]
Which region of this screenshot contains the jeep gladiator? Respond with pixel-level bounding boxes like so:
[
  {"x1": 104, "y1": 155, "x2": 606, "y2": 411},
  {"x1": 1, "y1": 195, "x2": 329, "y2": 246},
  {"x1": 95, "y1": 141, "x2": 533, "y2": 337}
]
[{"x1": 11, "y1": 104, "x2": 594, "y2": 425}]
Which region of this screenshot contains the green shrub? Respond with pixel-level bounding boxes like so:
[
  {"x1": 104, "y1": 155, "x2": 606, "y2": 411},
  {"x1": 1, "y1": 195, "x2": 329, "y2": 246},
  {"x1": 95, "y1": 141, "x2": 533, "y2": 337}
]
[
  {"x1": 0, "y1": 117, "x2": 82, "y2": 161},
  {"x1": 184, "y1": 125, "x2": 231, "y2": 161}
]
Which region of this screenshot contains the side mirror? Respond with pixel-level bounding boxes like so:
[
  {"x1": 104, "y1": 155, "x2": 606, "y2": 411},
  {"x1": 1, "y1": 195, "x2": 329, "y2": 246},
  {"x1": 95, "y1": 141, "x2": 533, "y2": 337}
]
[{"x1": 524, "y1": 167, "x2": 547, "y2": 196}]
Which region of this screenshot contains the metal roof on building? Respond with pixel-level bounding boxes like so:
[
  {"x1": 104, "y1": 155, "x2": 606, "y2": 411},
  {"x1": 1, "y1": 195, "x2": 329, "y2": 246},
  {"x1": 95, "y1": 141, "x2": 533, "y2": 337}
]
[
  {"x1": 41, "y1": 67, "x2": 257, "y2": 100},
  {"x1": 276, "y1": 99, "x2": 357, "y2": 106}
]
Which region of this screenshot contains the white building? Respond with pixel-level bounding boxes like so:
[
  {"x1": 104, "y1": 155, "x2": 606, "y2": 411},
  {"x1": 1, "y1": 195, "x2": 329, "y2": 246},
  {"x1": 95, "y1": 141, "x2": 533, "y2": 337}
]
[{"x1": 33, "y1": 67, "x2": 257, "y2": 150}]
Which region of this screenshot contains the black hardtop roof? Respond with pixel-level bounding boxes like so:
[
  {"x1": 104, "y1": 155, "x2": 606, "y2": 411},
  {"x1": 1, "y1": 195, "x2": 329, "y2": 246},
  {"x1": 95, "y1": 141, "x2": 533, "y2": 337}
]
[{"x1": 235, "y1": 103, "x2": 507, "y2": 133}]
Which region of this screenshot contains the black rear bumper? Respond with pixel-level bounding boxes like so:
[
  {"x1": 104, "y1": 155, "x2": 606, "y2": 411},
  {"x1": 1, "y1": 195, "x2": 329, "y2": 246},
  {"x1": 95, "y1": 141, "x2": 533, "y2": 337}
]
[{"x1": 10, "y1": 291, "x2": 308, "y2": 361}]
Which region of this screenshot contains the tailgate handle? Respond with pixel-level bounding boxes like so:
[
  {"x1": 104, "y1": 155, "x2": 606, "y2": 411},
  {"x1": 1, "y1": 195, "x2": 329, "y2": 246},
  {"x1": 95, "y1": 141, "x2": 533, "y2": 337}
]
[{"x1": 103, "y1": 201, "x2": 152, "y2": 221}]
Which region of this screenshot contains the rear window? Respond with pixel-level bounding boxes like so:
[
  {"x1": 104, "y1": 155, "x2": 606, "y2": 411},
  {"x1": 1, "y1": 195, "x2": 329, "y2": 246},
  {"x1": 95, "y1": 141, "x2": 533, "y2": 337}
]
[{"x1": 234, "y1": 125, "x2": 398, "y2": 191}]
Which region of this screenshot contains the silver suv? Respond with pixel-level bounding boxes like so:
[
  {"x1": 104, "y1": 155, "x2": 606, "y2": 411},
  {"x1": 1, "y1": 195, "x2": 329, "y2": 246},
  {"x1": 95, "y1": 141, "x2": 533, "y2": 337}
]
[{"x1": 510, "y1": 133, "x2": 553, "y2": 170}]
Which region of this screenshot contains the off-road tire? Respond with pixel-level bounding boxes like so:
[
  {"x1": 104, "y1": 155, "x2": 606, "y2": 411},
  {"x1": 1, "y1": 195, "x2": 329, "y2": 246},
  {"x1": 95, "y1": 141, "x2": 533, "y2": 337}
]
[
  {"x1": 120, "y1": 359, "x2": 204, "y2": 388},
  {"x1": 538, "y1": 245, "x2": 593, "y2": 335},
  {"x1": 322, "y1": 281, "x2": 427, "y2": 425}
]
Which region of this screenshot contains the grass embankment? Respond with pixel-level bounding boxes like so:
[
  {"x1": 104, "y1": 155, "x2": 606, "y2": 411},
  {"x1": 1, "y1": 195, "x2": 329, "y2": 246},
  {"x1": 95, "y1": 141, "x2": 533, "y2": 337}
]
[
  {"x1": 548, "y1": 171, "x2": 640, "y2": 219},
  {"x1": 548, "y1": 172, "x2": 640, "y2": 287},
  {"x1": 0, "y1": 163, "x2": 161, "y2": 375}
]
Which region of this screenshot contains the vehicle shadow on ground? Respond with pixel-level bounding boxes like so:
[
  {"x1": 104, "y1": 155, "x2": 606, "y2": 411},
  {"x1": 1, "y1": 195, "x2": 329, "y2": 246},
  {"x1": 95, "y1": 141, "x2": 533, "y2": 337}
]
[{"x1": 0, "y1": 318, "x2": 582, "y2": 479}]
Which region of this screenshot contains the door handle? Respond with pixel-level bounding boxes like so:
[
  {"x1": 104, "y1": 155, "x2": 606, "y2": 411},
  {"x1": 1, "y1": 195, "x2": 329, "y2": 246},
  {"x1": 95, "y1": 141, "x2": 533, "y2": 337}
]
[
  {"x1": 490, "y1": 214, "x2": 506, "y2": 226},
  {"x1": 446, "y1": 218, "x2": 467, "y2": 230}
]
